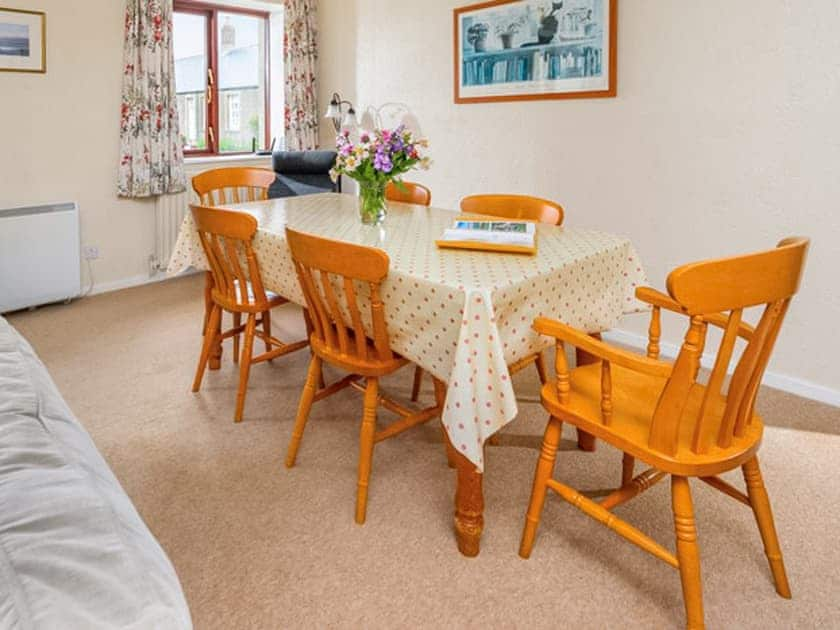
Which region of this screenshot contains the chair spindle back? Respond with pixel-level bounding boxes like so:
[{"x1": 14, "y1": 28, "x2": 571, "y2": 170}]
[
  {"x1": 285, "y1": 228, "x2": 393, "y2": 362},
  {"x1": 460, "y1": 194, "x2": 564, "y2": 225},
  {"x1": 191, "y1": 204, "x2": 268, "y2": 310},
  {"x1": 192, "y1": 167, "x2": 276, "y2": 207},
  {"x1": 648, "y1": 237, "x2": 809, "y2": 456}
]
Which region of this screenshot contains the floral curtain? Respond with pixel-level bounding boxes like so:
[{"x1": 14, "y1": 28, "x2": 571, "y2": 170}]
[
  {"x1": 118, "y1": 0, "x2": 186, "y2": 198},
  {"x1": 284, "y1": 0, "x2": 319, "y2": 150}
]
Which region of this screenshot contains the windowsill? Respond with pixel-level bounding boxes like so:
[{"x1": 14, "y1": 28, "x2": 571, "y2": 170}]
[{"x1": 184, "y1": 153, "x2": 273, "y2": 166}]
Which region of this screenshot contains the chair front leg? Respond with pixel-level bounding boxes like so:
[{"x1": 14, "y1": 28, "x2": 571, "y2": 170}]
[
  {"x1": 742, "y1": 457, "x2": 791, "y2": 598},
  {"x1": 193, "y1": 304, "x2": 221, "y2": 393},
  {"x1": 519, "y1": 415, "x2": 563, "y2": 558},
  {"x1": 285, "y1": 356, "x2": 322, "y2": 468},
  {"x1": 672, "y1": 476, "x2": 705, "y2": 630},
  {"x1": 233, "y1": 314, "x2": 257, "y2": 423},
  {"x1": 355, "y1": 377, "x2": 379, "y2": 525}
]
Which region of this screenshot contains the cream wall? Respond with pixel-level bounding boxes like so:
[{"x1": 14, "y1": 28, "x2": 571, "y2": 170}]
[
  {"x1": 323, "y1": 0, "x2": 840, "y2": 397},
  {"x1": 0, "y1": 0, "x2": 281, "y2": 293},
  {"x1": 0, "y1": 0, "x2": 156, "y2": 290}
]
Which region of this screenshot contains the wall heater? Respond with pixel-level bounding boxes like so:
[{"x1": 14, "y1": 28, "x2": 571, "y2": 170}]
[{"x1": 0, "y1": 202, "x2": 81, "y2": 313}]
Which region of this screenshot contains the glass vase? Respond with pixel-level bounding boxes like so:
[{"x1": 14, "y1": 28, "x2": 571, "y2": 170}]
[{"x1": 358, "y1": 181, "x2": 387, "y2": 226}]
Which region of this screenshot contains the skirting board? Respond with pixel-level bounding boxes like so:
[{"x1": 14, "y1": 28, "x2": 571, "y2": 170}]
[{"x1": 603, "y1": 329, "x2": 840, "y2": 409}]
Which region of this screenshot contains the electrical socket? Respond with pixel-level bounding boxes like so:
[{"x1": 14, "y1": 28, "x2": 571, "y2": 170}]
[{"x1": 83, "y1": 245, "x2": 100, "y2": 260}]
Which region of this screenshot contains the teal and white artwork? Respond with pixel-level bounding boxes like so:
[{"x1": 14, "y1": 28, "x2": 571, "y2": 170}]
[{"x1": 454, "y1": 0, "x2": 615, "y2": 103}]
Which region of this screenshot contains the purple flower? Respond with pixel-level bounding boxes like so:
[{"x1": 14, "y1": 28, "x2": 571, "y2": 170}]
[{"x1": 374, "y1": 150, "x2": 393, "y2": 173}]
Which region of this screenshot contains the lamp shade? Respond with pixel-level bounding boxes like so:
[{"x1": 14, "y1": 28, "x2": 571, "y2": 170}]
[
  {"x1": 342, "y1": 109, "x2": 359, "y2": 130},
  {"x1": 325, "y1": 101, "x2": 341, "y2": 119}
]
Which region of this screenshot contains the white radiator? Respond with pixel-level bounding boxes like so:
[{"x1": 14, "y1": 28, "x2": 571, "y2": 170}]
[
  {"x1": 0, "y1": 202, "x2": 81, "y2": 313},
  {"x1": 152, "y1": 188, "x2": 193, "y2": 273},
  {"x1": 152, "y1": 159, "x2": 272, "y2": 273}
]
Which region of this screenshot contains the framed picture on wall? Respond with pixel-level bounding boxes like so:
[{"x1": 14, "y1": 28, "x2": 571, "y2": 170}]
[
  {"x1": 0, "y1": 7, "x2": 46, "y2": 73},
  {"x1": 454, "y1": 0, "x2": 616, "y2": 104}
]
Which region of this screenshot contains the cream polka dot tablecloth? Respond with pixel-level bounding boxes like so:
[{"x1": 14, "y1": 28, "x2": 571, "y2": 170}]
[{"x1": 168, "y1": 193, "x2": 647, "y2": 471}]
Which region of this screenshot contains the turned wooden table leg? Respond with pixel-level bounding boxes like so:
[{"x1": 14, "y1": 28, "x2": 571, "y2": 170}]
[
  {"x1": 205, "y1": 272, "x2": 223, "y2": 370},
  {"x1": 574, "y1": 333, "x2": 603, "y2": 452},
  {"x1": 451, "y1": 439, "x2": 484, "y2": 557}
]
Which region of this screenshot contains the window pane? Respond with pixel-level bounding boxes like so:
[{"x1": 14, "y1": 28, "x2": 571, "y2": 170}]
[
  {"x1": 174, "y1": 12, "x2": 208, "y2": 152},
  {"x1": 217, "y1": 12, "x2": 266, "y2": 153}
]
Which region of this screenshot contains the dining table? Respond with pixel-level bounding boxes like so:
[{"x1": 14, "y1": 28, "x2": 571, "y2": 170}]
[{"x1": 167, "y1": 192, "x2": 648, "y2": 556}]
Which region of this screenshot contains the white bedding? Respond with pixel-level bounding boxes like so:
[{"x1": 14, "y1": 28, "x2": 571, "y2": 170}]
[{"x1": 0, "y1": 316, "x2": 192, "y2": 629}]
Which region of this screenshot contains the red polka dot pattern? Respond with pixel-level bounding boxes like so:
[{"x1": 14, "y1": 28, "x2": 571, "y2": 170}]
[{"x1": 168, "y1": 193, "x2": 648, "y2": 471}]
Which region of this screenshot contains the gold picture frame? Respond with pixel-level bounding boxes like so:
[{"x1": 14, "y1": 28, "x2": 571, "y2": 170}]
[
  {"x1": 454, "y1": 0, "x2": 617, "y2": 104},
  {"x1": 0, "y1": 7, "x2": 46, "y2": 73}
]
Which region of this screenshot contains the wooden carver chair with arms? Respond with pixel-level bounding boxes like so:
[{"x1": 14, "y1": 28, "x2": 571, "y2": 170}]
[
  {"x1": 409, "y1": 193, "x2": 565, "y2": 404},
  {"x1": 519, "y1": 237, "x2": 809, "y2": 629},
  {"x1": 190, "y1": 204, "x2": 309, "y2": 422},
  {"x1": 283, "y1": 228, "x2": 445, "y2": 524}
]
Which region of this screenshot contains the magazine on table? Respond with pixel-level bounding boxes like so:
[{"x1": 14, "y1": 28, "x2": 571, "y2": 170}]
[{"x1": 439, "y1": 220, "x2": 536, "y2": 248}]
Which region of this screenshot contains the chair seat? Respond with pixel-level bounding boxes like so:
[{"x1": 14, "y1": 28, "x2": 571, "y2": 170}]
[
  {"x1": 310, "y1": 334, "x2": 408, "y2": 377},
  {"x1": 540, "y1": 363, "x2": 763, "y2": 477},
  {"x1": 211, "y1": 280, "x2": 287, "y2": 313}
]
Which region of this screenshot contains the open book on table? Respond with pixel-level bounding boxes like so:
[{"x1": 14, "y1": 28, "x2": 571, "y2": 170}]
[{"x1": 436, "y1": 218, "x2": 537, "y2": 254}]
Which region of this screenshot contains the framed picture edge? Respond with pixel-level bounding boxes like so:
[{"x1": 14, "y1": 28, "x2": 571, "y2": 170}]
[
  {"x1": 453, "y1": 0, "x2": 617, "y2": 104},
  {"x1": 0, "y1": 7, "x2": 47, "y2": 74}
]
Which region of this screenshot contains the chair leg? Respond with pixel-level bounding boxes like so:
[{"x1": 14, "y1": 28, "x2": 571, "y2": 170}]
[
  {"x1": 355, "y1": 377, "x2": 379, "y2": 525},
  {"x1": 622, "y1": 453, "x2": 635, "y2": 486},
  {"x1": 232, "y1": 312, "x2": 241, "y2": 364},
  {"x1": 742, "y1": 456, "x2": 791, "y2": 598},
  {"x1": 192, "y1": 304, "x2": 221, "y2": 393},
  {"x1": 233, "y1": 314, "x2": 257, "y2": 423},
  {"x1": 534, "y1": 351, "x2": 548, "y2": 385},
  {"x1": 411, "y1": 366, "x2": 423, "y2": 402},
  {"x1": 262, "y1": 309, "x2": 272, "y2": 354},
  {"x1": 672, "y1": 476, "x2": 705, "y2": 630},
  {"x1": 519, "y1": 415, "x2": 563, "y2": 558},
  {"x1": 285, "y1": 356, "x2": 322, "y2": 468}
]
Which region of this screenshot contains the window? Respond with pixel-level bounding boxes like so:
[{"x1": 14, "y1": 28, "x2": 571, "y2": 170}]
[{"x1": 174, "y1": 2, "x2": 271, "y2": 155}]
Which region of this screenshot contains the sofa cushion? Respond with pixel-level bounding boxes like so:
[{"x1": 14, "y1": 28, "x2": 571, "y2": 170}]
[{"x1": 0, "y1": 316, "x2": 191, "y2": 629}]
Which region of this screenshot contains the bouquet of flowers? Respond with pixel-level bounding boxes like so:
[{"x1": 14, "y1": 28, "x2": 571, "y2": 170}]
[{"x1": 331, "y1": 125, "x2": 430, "y2": 225}]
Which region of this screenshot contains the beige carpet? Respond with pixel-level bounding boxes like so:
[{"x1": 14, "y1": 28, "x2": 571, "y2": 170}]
[{"x1": 7, "y1": 274, "x2": 840, "y2": 629}]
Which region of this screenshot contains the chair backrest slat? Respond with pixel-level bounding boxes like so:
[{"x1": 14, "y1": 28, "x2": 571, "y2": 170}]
[
  {"x1": 460, "y1": 194, "x2": 564, "y2": 226},
  {"x1": 343, "y1": 277, "x2": 368, "y2": 360},
  {"x1": 691, "y1": 308, "x2": 743, "y2": 453},
  {"x1": 286, "y1": 228, "x2": 392, "y2": 362},
  {"x1": 648, "y1": 238, "x2": 809, "y2": 456},
  {"x1": 320, "y1": 270, "x2": 351, "y2": 355}
]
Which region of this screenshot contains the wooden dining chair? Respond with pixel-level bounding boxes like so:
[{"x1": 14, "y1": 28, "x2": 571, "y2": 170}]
[
  {"x1": 283, "y1": 228, "x2": 445, "y2": 524},
  {"x1": 192, "y1": 167, "x2": 278, "y2": 336},
  {"x1": 190, "y1": 204, "x2": 309, "y2": 422},
  {"x1": 460, "y1": 193, "x2": 564, "y2": 226},
  {"x1": 519, "y1": 237, "x2": 809, "y2": 629},
  {"x1": 409, "y1": 193, "x2": 563, "y2": 403},
  {"x1": 384, "y1": 181, "x2": 432, "y2": 206}
]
